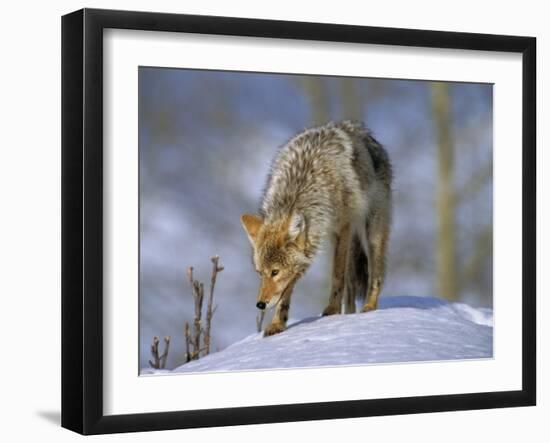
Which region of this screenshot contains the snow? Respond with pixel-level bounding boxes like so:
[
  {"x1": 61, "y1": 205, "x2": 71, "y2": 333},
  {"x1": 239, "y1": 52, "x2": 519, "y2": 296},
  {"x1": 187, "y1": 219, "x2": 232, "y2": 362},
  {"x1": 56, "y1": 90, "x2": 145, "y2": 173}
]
[
  {"x1": 143, "y1": 296, "x2": 493, "y2": 375},
  {"x1": 139, "y1": 368, "x2": 173, "y2": 375}
]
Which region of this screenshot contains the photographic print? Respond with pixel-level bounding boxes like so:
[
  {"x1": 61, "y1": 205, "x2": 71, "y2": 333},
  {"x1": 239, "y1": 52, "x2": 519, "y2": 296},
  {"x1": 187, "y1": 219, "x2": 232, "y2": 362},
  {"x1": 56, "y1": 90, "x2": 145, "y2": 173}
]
[
  {"x1": 62, "y1": 9, "x2": 535, "y2": 434},
  {"x1": 138, "y1": 67, "x2": 493, "y2": 375},
  {"x1": 61, "y1": 9, "x2": 536, "y2": 434}
]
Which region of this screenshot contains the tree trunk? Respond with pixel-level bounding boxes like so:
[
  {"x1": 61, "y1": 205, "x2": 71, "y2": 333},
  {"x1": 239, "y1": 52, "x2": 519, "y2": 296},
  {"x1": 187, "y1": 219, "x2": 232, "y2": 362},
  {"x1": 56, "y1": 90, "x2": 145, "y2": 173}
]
[
  {"x1": 431, "y1": 82, "x2": 458, "y2": 301},
  {"x1": 340, "y1": 77, "x2": 362, "y2": 120},
  {"x1": 298, "y1": 77, "x2": 330, "y2": 126}
]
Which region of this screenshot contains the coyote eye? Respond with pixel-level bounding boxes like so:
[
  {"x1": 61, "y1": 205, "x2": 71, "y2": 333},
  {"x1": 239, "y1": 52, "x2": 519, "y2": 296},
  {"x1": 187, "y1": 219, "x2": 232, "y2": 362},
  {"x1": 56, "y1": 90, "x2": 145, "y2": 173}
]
[{"x1": 271, "y1": 269, "x2": 279, "y2": 277}]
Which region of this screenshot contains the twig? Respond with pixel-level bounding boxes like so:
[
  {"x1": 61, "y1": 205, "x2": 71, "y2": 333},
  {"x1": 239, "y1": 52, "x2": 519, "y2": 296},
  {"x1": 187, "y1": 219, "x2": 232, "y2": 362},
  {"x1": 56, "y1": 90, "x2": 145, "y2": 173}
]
[
  {"x1": 148, "y1": 336, "x2": 160, "y2": 368},
  {"x1": 256, "y1": 310, "x2": 266, "y2": 333},
  {"x1": 159, "y1": 336, "x2": 170, "y2": 369},
  {"x1": 182, "y1": 257, "x2": 224, "y2": 364},
  {"x1": 184, "y1": 321, "x2": 191, "y2": 363},
  {"x1": 152, "y1": 336, "x2": 160, "y2": 367},
  {"x1": 204, "y1": 256, "x2": 224, "y2": 355},
  {"x1": 148, "y1": 336, "x2": 170, "y2": 369},
  {"x1": 187, "y1": 266, "x2": 204, "y2": 360},
  {"x1": 188, "y1": 347, "x2": 208, "y2": 361}
]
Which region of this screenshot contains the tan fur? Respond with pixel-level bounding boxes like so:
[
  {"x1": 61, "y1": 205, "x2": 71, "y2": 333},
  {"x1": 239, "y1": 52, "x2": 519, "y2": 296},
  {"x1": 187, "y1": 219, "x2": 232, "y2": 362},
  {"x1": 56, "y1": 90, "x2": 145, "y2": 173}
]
[{"x1": 241, "y1": 120, "x2": 392, "y2": 336}]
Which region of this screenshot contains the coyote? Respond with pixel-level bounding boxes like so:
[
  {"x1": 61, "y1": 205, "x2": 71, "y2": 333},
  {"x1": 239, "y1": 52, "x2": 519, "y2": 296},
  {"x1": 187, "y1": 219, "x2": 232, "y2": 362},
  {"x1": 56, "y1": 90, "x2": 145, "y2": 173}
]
[{"x1": 241, "y1": 121, "x2": 392, "y2": 336}]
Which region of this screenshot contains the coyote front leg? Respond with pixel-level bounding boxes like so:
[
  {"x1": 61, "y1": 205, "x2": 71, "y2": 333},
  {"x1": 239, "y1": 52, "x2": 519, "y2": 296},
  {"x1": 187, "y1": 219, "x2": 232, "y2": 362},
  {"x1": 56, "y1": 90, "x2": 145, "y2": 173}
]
[
  {"x1": 264, "y1": 282, "x2": 295, "y2": 336},
  {"x1": 323, "y1": 224, "x2": 351, "y2": 316}
]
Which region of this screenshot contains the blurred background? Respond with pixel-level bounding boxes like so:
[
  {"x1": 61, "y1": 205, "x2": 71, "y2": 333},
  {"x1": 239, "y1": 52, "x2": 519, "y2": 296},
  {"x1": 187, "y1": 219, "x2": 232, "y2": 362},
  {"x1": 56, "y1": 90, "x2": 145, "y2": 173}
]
[{"x1": 139, "y1": 67, "x2": 493, "y2": 370}]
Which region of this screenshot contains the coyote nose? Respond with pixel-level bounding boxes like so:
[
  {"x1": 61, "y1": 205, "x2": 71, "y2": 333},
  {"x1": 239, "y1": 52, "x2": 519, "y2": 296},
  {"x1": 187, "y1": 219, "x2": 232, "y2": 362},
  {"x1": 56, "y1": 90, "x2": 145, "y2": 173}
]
[{"x1": 256, "y1": 301, "x2": 266, "y2": 310}]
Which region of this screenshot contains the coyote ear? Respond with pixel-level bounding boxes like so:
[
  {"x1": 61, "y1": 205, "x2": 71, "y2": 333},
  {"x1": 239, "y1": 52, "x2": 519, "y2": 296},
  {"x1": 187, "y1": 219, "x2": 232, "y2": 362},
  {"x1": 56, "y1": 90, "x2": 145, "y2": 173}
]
[
  {"x1": 288, "y1": 212, "x2": 306, "y2": 246},
  {"x1": 241, "y1": 214, "x2": 263, "y2": 245}
]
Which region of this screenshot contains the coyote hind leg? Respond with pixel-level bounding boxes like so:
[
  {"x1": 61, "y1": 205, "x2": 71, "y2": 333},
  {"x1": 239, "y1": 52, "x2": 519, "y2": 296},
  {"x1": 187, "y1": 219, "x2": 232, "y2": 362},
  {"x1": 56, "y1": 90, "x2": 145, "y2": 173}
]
[
  {"x1": 323, "y1": 224, "x2": 351, "y2": 316},
  {"x1": 361, "y1": 221, "x2": 389, "y2": 313},
  {"x1": 344, "y1": 236, "x2": 366, "y2": 314}
]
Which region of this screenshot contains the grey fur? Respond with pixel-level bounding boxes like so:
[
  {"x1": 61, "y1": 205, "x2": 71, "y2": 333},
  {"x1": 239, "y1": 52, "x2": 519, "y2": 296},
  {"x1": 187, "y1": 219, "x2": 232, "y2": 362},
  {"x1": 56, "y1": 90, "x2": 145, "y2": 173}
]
[{"x1": 243, "y1": 120, "x2": 392, "y2": 335}]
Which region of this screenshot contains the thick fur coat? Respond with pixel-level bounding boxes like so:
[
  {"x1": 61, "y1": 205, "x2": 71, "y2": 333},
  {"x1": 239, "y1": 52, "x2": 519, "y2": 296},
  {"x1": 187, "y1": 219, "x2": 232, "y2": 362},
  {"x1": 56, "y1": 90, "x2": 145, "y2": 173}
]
[{"x1": 241, "y1": 121, "x2": 392, "y2": 336}]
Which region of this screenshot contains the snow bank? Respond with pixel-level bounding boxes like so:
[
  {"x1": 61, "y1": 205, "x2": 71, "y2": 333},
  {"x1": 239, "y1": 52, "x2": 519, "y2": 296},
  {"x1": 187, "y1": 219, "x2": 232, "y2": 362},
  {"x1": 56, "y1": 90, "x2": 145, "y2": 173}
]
[{"x1": 147, "y1": 296, "x2": 493, "y2": 375}]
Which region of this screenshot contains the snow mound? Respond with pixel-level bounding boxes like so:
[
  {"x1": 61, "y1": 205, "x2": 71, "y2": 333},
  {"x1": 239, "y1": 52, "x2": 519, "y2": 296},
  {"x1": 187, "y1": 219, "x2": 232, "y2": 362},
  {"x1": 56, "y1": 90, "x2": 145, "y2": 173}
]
[
  {"x1": 162, "y1": 296, "x2": 493, "y2": 374},
  {"x1": 139, "y1": 368, "x2": 173, "y2": 375}
]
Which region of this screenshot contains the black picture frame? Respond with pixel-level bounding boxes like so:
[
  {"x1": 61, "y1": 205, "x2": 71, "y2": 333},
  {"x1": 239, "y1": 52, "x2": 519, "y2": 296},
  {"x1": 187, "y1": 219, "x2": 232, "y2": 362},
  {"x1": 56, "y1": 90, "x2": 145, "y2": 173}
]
[{"x1": 61, "y1": 8, "x2": 536, "y2": 435}]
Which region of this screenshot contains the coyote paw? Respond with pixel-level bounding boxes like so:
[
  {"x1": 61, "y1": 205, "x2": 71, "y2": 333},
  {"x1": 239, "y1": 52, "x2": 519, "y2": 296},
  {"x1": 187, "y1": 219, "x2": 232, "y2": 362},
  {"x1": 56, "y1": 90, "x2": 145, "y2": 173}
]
[
  {"x1": 264, "y1": 322, "x2": 286, "y2": 337},
  {"x1": 361, "y1": 304, "x2": 377, "y2": 313},
  {"x1": 322, "y1": 305, "x2": 340, "y2": 316}
]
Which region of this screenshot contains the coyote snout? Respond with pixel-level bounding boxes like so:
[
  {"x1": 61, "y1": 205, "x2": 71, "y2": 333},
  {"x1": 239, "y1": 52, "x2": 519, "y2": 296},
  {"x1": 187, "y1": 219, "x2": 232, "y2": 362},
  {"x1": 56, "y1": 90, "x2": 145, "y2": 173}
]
[
  {"x1": 241, "y1": 121, "x2": 392, "y2": 337},
  {"x1": 255, "y1": 277, "x2": 282, "y2": 310}
]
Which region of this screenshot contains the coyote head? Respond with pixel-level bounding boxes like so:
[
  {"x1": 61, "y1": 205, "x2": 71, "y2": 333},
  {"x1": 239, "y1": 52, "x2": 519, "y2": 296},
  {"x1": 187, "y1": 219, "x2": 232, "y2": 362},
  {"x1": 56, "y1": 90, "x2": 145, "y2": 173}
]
[{"x1": 241, "y1": 213, "x2": 310, "y2": 310}]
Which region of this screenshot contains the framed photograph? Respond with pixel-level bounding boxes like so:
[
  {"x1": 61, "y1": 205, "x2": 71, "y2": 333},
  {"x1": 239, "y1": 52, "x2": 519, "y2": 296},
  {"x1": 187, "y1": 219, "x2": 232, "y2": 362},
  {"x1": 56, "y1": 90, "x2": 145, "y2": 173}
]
[{"x1": 61, "y1": 8, "x2": 536, "y2": 435}]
